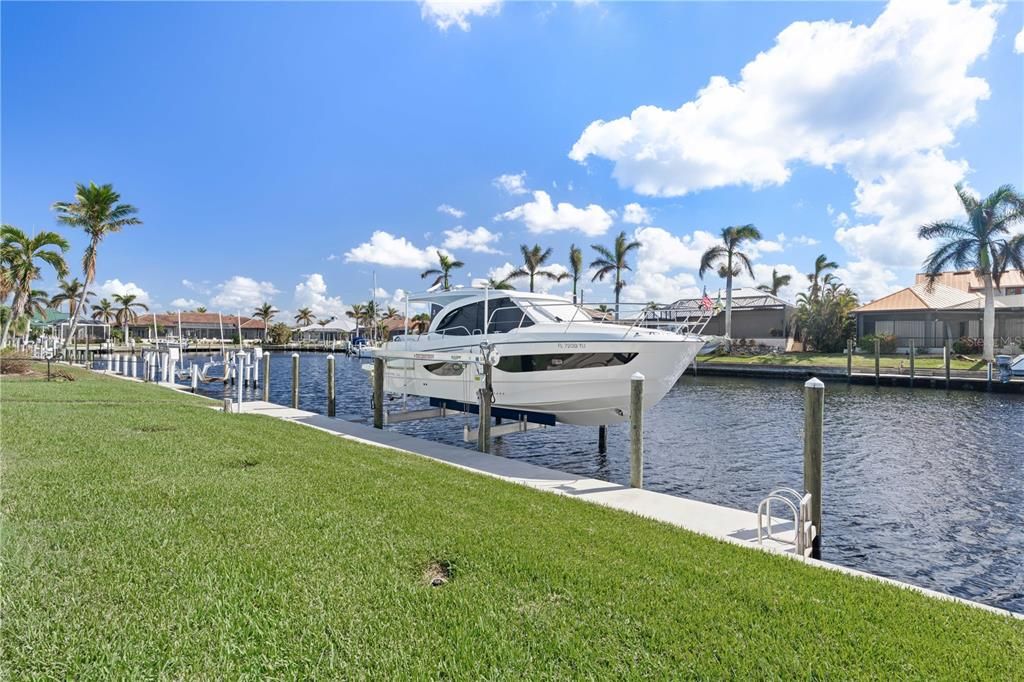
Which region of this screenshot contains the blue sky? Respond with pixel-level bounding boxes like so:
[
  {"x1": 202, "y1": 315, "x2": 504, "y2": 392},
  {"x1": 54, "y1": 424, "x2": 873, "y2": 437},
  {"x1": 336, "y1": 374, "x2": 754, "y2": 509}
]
[{"x1": 3, "y1": 0, "x2": 1022, "y2": 319}]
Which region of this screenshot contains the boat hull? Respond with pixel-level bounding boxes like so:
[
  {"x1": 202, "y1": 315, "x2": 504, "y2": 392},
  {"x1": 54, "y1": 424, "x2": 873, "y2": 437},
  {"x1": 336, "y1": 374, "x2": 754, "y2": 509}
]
[{"x1": 378, "y1": 336, "x2": 702, "y2": 426}]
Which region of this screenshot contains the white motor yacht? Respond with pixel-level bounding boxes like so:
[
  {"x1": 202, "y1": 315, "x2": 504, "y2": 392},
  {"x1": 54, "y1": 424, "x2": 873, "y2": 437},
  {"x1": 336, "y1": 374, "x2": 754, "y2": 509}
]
[{"x1": 374, "y1": 289, "x2": 707, "y2": 426}]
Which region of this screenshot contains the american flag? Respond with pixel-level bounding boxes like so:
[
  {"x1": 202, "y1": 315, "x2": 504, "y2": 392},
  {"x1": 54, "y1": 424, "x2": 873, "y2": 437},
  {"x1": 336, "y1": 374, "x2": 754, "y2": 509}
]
[{"x1": 699, "y1": 289, "x2": 713, "y2": 311}]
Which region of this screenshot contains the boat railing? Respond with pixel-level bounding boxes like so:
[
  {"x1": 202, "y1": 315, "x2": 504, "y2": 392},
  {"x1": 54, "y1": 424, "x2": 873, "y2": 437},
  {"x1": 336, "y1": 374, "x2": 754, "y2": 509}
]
[{"x1": 470, "y1": 301, "x2": 713, "y2": 339}]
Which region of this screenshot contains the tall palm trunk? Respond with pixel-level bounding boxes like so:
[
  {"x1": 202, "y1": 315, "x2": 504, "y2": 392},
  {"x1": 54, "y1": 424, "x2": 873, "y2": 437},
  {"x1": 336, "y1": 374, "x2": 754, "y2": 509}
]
[
  {"x1": 724, "y1": 254, "x2": 734, "y2": 351},
  {"x1": 982, "y1": 273, "x2": 995, "y2": 362},
  {"x1": 1, "y1": 290, "x2": 24, "y2": 347},
  {"x1": 63, "y1": 242, "x2": 97, "y2": 349},
  {"x1": 614, "y1": 272, "x2": 621, "y2": 320}
]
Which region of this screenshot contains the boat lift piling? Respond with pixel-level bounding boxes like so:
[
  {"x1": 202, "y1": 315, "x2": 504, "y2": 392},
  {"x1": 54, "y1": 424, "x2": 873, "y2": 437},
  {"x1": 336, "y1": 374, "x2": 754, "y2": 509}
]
[
  {"x1": 630, "y1": 373, "x2": 644, "y2": 489},
  {"x1": 291, "y1": 353, "x2": 300, "y2": 409},
  {"x1": 598, "y1": 425, "x2": 608, "y2": 454},
  {"x1": 326, "y1": 354, "x2": 336, "y2": 417},
  {"x1": 803, "y1": 377, "x2": 824, "y2": 560}
]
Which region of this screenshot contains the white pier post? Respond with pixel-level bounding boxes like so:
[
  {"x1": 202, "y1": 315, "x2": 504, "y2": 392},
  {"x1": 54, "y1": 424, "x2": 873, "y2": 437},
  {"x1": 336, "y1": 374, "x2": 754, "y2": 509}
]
[
  {"x1": 291, "y1": 353, "x2": 300, "y2": 409},
  {"x1": 169, "y1": 357, "x2": 177, "y2": 385},
  {"x1": 629, "y1": 372, "x2": 644, "y2": 489},
  {"x1": 262, "y1": 351, "x2": 270, "y2": 402},
  {"x1": 477, "y1": 360, "x2": 493, "y2": 453},
  {"x1": 252, "y1": 350, "x2": 260, "y2": 386},
  {"x1": 130, "y1": 354, "x2": 137, "y2": 378},
  {"x1": 236, "y1": 353, "x2": 244, "y2": 411},
  {"x1": 107, "y1": 353, "x2": 113, "y2": 372},
  {"x1": 191, "y1": 364, "x2": 199, "y2": 393},
  {"x1": 161, "y1": 352, "x2": 171, "y2": 383},
  {"x1": 803, "y1": 377, "x2": 824, "y2": 560}
]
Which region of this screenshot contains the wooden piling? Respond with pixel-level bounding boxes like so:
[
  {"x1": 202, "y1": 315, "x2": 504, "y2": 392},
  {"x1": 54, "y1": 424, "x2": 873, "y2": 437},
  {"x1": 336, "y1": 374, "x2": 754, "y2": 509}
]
[
  {"x1": 909, "y1": 344, "x2": 915, "y2": 383},
  {"x1": 846, "y1": 339, "x2": 853, "y2": 382},
  {"x1": 236, "y1": 354, "x2": 244, "y2": 408},
  {"x1": 291, "y1": 353, "x2": 300, "y2": 409},
  {"x1": 477, "y1": 361, "x2": 493, "y2": 453},
  {"x1": 598, "y1": 425, "x2": 607, "y2": 454},
  {"x1": 803, "y1": 377, "x2": 824, "y2": 560},
  {"x1": 630, "y1": 372, "x2": 644, "y2": 489},
  {"x1": 372, "y1": 356, "x2": 384, "y2": 429},
  {"x1": 262, "y1": 351, "x2": 270, "y2": 402},
  {"x1": 326, "y1": 354, "x2": 336, "y2": 417},
  {"x1": 873, "y1": 338, "x2": 880, "y2": 386}
]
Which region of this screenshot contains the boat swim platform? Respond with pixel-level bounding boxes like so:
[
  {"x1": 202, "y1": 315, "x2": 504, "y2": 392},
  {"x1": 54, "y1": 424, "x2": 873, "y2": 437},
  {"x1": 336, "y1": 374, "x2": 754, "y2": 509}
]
[{"x1": 230, "y1": 400, "x2": 1018, "y2": 618}]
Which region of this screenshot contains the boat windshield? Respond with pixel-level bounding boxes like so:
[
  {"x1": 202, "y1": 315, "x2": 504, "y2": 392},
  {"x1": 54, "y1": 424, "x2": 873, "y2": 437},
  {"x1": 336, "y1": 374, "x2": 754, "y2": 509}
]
[{"x1": 520, "y1": 300, "x2": 592, "y2": 324}]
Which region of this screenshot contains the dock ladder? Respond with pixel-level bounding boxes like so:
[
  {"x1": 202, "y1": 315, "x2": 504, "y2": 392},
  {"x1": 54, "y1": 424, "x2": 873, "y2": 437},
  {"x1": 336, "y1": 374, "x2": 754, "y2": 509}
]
[{"x1": 756, "y1": 488, "x2": 816, "y2": 558}]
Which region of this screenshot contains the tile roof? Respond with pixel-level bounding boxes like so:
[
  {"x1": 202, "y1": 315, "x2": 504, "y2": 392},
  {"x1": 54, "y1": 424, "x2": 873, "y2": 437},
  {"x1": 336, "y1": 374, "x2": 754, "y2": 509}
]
[
  {"x1": 131, "y1": 313, "x2": 266, "y2": 329},
  {"x1": 914, "y1": 270, "x2": 1024, "y2": 291}
]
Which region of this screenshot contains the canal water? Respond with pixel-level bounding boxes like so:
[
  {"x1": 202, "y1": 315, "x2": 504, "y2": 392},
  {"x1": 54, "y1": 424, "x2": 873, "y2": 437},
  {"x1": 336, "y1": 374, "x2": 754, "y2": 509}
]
[{"x1": 179, "y1": 351, "x2": 1024, "y2": 613}]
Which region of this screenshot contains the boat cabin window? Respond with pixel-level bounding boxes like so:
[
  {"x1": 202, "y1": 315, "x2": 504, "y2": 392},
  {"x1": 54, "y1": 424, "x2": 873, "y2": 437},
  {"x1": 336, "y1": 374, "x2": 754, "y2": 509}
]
[
  {"x1": 435, "y1": 302, "x2": 484, "y2": 336},
  {"x1": 434, "y1": 297, "x2": 538, "y2": 335},
  {"x1": 487, "y1": 297, "x2": 533, "y2": 334}
]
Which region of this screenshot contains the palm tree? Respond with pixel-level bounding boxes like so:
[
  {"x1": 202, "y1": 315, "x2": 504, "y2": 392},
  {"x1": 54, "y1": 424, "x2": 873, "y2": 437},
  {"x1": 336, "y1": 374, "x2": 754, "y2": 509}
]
[
  {"x1": 52, "y1": 182, "x2": 142, "y2": 346},
  {"x1": 919, "y1": 184, "x2": 1024, "y2": 361},
  {"x1": 347, "y1": 303, "x2": 367, "y2": 337},
  {"x1": 91, "y1": 298, "x2": 116, "y2": 324},
  {"x1": 590, "y1": 231, "x2": 642, "y2": 319},
  {"x1": 420, "y1": 251, "x2": 464, "y2": 290},
  {"x1": 50, "y1": 278, "x2": 94, "y2": 319},
  {"x1": 698, "y1": 224, "x2": 762, "y2": 348},
  {"x1": 195, "y1": 306, "x2": 208, "y2": 313},
  {"x1": 410, "y1": 312, "x2": 431, "y2": 333},
  {"x1": 807, "y1": 254, "x2": 839, "y2": 301},
  {"x1": 294, "y1": 307, "x2": 315, "y2": 327},
  {"x1": 112, "y1": 293, "x2": 149, "y2": 343},
  {"x1": 567, "y1": 244, "x2": 584, "y2": 304},
  {"x1": 253, "y1": 302, "x2": 278, "y2": 341},
  {"x1": 485, "y1": 276, "x2": 516, "y2": 290},
  {"x1": 385, "y1": 305, "x2": 399, "y2": 320},
  {"x1": 757, "y1": 268, "x2": 792, "y2": 296},
  {"x1": 509, "y1": 244, "x2": 566, "y2": 293},
  {"x1": 0, "y1": 225, "x2": 69, "y2": 346},
  {"x1": 364, "y1": 300, "x2": 380, "y2": 342}
]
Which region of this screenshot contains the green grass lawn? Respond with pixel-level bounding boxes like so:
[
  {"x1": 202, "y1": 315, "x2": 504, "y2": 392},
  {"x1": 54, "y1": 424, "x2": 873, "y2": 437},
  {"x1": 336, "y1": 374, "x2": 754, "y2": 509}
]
[
  {"x1": 697, "y1": 352, "x2": 986, "y2": 371},
  {"x1": 2, "y1": 367, "x2": 1021, "y2": 677}
]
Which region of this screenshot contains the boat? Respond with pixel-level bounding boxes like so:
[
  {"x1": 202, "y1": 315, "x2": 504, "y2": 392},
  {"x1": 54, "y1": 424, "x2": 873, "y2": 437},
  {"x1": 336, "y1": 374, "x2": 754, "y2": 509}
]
[
  {"x1": 372, "y1": 288, "x2": 708, "y2": 426},
  {"x1": 350, "y1": 337, "x2": 379, "y2": 359}
]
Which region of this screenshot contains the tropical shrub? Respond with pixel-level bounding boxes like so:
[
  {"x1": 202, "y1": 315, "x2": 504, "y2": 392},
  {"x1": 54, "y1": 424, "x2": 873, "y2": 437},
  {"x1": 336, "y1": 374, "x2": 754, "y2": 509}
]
[
  {"x1": 268, "y1": 323, "x2": 292, "y2": 345},
  {"x1": 858, "y1": 334, "x2": 897, "y2": 354},
  {"x1": 793, "y1": 278, "x2": 859, "y2": 353}
]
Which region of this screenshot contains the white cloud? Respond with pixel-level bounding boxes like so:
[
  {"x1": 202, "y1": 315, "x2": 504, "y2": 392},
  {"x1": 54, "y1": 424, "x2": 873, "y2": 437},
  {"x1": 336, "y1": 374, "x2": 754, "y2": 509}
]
[
  {"x1": 344, "y1": 231, "x2": 445, "y2": 269},
  {"x1": 622, "y1": 271, "x2": 700, "y2": 305},
  {"x1": 834, "y1": 261, "x2": 900, "y2": 302},
  {"x1": 95, "y1": 279, "x2": 152, "y2": 305},
  {"x1": 181, "y1": 279, "x2": 211, "y2": 295},
  {"x1": 209, "y1": 276, "x2": 279, "y2": 311},
  {"x1": 492, "y1": 171, "x2": 529, "y2": 195},
  {"x1": 294, "y1": 273, "x2": 347, "y2": 320},
  {"x1": 570, "y1": 1, "x2": 1000, "y2": 281},
  {"x1": 489, "y1": 261, "x2": 569, "y2": 293},
  {"x1": 437, "y1": 203, "x2": 465, "y2": 218},
  {"x1": 791, "y1": 235, "x2": 820, "y2": 246},
  {"x1": 419, "y1": 0, "x2": 501, "y2": 31},
  {"x1": 731, "y1": 263, "x2": 805, "y2": 302},
  {"x1": 442, "y1": 226, "x2": 501, "y2": 253},
  {"x1": 170, "y1": 297, "x2": 202, "y2": 309},
  {"x1": 326, "y1": 254, "x2": 339, "y2": 261},
  {"x1": 1015, "y1": 27, "x2": 1024, "y2": 54},
  {"x1": 833, "y1": 212, "x2": 850, "y2": 227},
  {"x1": 495, "y1": 190, "x2": 613, "y2": 236},
  {"x1": 622, "y1": 202, "x2": 652, "y2": 225}
]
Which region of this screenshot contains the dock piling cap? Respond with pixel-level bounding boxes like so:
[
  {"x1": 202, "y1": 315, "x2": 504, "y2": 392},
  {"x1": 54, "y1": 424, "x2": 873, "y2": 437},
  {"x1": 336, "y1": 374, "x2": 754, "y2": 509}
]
[
  {"x1": 805, "y1": 377, "x2": 824, "y2": 388},
  {"x1": 631, "y1": 372, "x2": 646, "y2": 382}
]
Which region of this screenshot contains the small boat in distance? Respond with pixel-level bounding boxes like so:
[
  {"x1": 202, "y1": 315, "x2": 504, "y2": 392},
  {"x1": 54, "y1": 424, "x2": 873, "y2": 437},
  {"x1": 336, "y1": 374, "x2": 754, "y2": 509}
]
[
  {"x1": 373, "y1": 288, "x2": 709, "y2": 426},
  {"x1": 350, "y1": 336, "x2": 379, "y2": 359}
]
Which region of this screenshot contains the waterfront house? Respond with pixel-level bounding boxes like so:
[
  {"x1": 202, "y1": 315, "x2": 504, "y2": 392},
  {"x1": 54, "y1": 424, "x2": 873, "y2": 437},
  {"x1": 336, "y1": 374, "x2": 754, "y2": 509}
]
[
  {"x1": 292, "y1": 317, "x2": 356, "y2": 344},
  {"x1": 852, "y1": 271, "x2": 1024, "y2": 353},
  {"x1": 651, "y1": 287, "x2": 798, "y2": 349},
  {"x1": 33, "y1": 310, "x2": 111, "y2": 343},
  {"x1": 128, "y1": 313, "x2": 266, "y2": 342}
]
